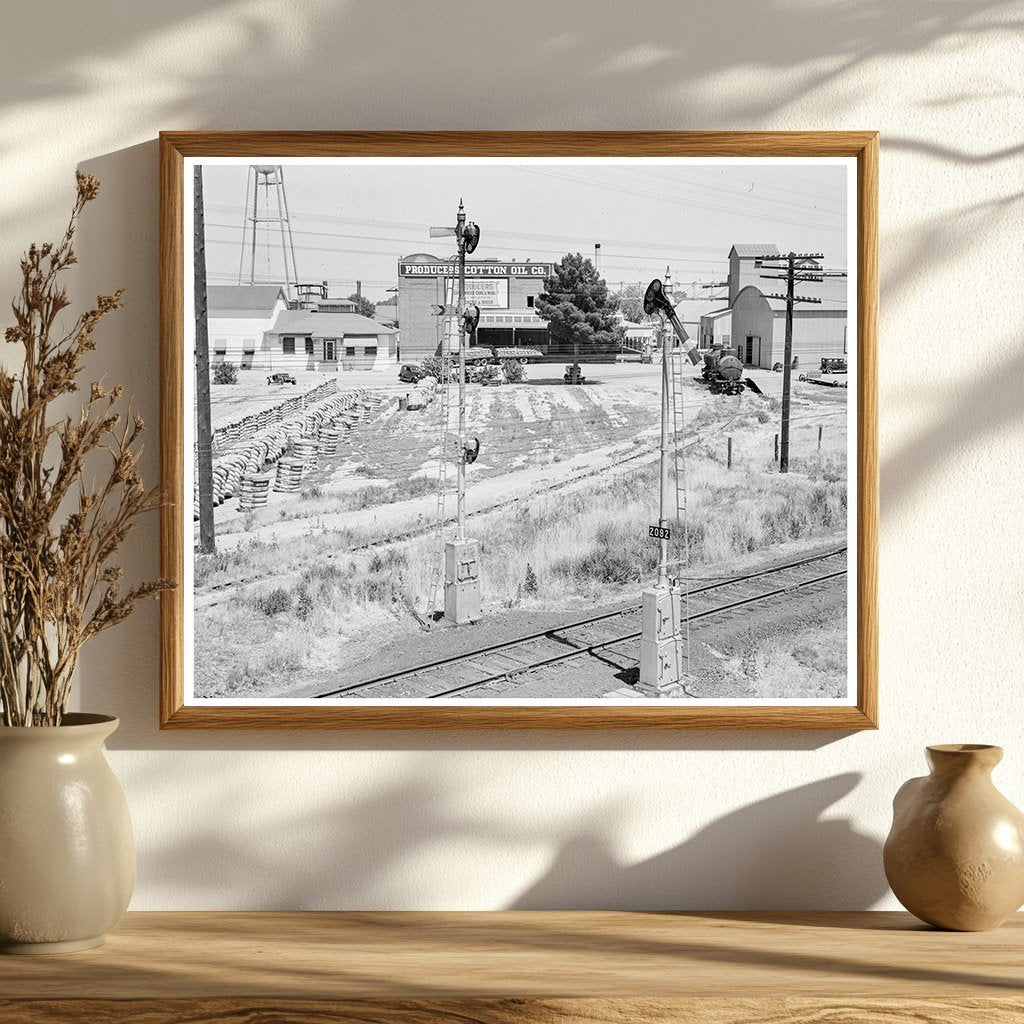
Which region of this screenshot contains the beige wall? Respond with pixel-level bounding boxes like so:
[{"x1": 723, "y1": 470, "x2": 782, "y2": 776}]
[{"x1": 1, "y1": 0, "x2": 1021, "y2": 911}]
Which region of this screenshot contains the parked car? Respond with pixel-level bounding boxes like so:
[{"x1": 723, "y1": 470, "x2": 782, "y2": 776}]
[
  {"x1": 398, "y1": 364, "x2": 426, "y2": 383},
  {"x1": 267, "y1": 372, "x2": 296, "y2": 385},
  {"x1": 820, "y1": 357, "x2": 848, "y2": 374}
]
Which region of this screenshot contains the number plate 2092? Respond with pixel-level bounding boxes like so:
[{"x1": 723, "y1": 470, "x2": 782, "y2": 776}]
[{"x1": 648, "y1": 525, "x2": 671, "y2": 541}]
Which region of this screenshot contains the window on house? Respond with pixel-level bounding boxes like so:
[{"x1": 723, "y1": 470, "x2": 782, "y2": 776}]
[
  {"x1": 364, "y1": 346, "x2": 377, "y2": 357},
  {"x1": 345, "y1": 346, "x2": 356, "y2": 357},
  {"x1": 526, "y1": 295, "x2": 534, "y2": 308},
  {"x1": 305, "y1": 337, "x2": 314, "y2": 355},
  {"x1": 282, "y1": 337, "x2": 295, "y2": 355},
  {"x1": 243, "y1": 338, "x2": 255, "y2": 354}
]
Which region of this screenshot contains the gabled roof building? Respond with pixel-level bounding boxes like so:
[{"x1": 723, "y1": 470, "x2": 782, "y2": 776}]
[{"x1": 700, "y1": 246, "x2": 848, "y2": 370}]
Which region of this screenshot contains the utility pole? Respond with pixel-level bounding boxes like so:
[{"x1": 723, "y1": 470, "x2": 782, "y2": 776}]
[
  {"x1": 759, "y1": 253, "x2": 827, "y2": 473},
  {"x1": 193, "y1": 166, "x2": 216, "y2": 555}
]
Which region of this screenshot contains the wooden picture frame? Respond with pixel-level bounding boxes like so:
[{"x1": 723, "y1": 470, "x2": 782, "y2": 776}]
[{"x1": 160, "y1": 131, "x2": 877, "y2": 730}]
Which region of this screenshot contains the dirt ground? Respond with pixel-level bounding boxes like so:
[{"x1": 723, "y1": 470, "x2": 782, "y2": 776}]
[{"x1": 193, "y1": 362, "x2": 851, "y2": 701}]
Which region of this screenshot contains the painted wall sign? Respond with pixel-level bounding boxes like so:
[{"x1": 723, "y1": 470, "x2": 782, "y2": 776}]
[{"x1": 400, "y1": 261, "x2": 554, "y2": 278}]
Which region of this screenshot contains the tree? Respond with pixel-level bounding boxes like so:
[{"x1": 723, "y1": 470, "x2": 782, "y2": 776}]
[
  {"x1": 348, "y1": 293, "x2": 376, "y2": 319},
  {"x1": 535, "y1": 254, "x2": 623, "y2": 358},
  {"x1": 613, "y1": 282, "x2": 654, "y2": 324}
]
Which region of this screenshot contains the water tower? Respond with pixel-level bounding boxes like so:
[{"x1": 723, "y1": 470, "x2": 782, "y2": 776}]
[{"x1": 237, "y1": 165, "x2": 299, "y2": 300}]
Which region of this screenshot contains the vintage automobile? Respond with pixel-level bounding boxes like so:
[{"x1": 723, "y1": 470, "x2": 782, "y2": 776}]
[
  {"x1": 398, "y1": 363, "x2": 426, "y2": 383},
  {"x1": 820, "y1": 357, "x2": 848, "y2": 374},
  {"x1": 266, "y1": 372, "x2": 296, "y2": 385}
]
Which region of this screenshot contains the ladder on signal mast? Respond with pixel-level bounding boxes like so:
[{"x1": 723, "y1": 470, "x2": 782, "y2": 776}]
[
  {"x1": 667, "y1": 342, "x2": 692, "y2": 675},
  {"x1": 425, "y1": 314, "x2": 459, "y2": 622}
]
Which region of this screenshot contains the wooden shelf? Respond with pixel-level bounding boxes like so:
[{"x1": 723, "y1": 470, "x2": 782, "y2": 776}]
[{"x1": 1, "y1": 911, "x2": 1021, "y2": 1022}]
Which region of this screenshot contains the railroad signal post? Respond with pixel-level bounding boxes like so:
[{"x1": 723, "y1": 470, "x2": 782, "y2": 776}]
[
  {"x1": 636, "y1": 277, "x2": 700, "y2": 696},
  {"x1": 431, "y1": 201, "x2": 483, "y2": 625}
]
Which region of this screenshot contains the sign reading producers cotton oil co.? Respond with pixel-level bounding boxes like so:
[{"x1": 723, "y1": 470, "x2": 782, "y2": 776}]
[{"x1": 396, "y1": 256, "x2": 555, "y2": 361}]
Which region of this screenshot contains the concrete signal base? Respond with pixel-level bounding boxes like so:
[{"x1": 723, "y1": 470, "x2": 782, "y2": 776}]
[
  {"x1": 443, "y1": 538, "x2": 482, "y2": 626},
  {"x1": 637, "y1": 584, "x2": 689, "y2": 697}
]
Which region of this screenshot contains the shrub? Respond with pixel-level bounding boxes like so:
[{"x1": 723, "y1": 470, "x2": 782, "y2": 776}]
[
  {"x1": 213, "y1": 361, "x2": 238, "y2": 384},
  {"x1": 255, "y1": 587, "x2": 292, "y2": 616},
  {"x1": 523, "y1": 563, "x2": 538, "y2": 594},
  {"x1": 421, "y1": 352, "x2": 454, "y2": 381},
  {"x1": 502, "y1": 359, "x2": 525, "y2": 384},
  {"x1": 301, "y1": 484, "x2": 323, "y2": 499},
  {"x1": 295, "y1": 584, "x2": 314, "y2": 620}
]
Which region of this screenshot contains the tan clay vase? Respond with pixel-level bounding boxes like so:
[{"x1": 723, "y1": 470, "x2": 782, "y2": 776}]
[
  {"x1": 0, "y1": 714, "x2": 135, "y2": 953},
  {"x1": 884, "y1": 744, "x2": 1024, "y2": 931}
]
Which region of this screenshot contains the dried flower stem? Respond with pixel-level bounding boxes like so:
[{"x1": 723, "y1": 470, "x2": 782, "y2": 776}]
[{"x1": 0, "y1": 173, "x2": 172, "y2": 726}]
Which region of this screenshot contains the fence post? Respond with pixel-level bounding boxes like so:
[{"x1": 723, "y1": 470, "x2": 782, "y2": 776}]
[
  {"x1": 727, "y1": 435, "x2": 733, "y2": 470},
  {"x1": 774, "y1": 433, "x2": 779, "y2": 463},
  {"x1": 818, "y1": 424, "x2": 823, "y2": 451}
]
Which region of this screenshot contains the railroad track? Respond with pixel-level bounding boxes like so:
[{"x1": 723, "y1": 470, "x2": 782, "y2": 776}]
[{"x1": 314, "y1": 547, "x2": 847, "y2": 700}]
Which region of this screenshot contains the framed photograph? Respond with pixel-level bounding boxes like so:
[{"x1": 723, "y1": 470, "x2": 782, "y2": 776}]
[{"x1": 160, "y1": 131, "x2": 877, "y2": 729}]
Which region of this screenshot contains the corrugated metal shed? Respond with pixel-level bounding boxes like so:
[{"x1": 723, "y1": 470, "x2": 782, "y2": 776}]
[{"x1": 730, "y1": 243, "x2": 781, "y2": 258}]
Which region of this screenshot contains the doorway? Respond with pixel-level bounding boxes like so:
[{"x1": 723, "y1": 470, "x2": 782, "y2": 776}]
[{"x1": 744, "y1": 335, "x2": 761, "y2": 366}]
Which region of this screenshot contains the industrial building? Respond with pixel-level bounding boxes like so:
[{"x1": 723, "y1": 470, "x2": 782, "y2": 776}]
[
  {"x1": 698, "y1": 244, "x2": 848, "y2": 369},
  {"x1": 396, "y1": 254, "x2": 554, "y2": 362},
  {"x1": 205, "y1": 284, "x2": 396, "y2": 373},
  {"x1": 207, "y1": 285, "x2": 288, "y2": 370}
]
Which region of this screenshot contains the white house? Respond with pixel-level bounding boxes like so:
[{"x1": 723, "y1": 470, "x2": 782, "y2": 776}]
[{"x1": 263, "y1": 309, "x2": 397, "y2": 372}]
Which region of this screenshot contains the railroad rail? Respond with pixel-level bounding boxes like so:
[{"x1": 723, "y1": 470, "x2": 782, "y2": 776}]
[{"x1": 315, "y1": 547, "x2": 847, "y2": 700}]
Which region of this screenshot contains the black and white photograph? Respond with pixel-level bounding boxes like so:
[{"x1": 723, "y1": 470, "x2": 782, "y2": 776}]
[{"x1": 182, "y1": 154, "x2": 859, "y2": 708}]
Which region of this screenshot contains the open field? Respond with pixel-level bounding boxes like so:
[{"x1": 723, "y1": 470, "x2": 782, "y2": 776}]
[{"x1": 193, "y1": 363, "x2": 849, "y2": 700}]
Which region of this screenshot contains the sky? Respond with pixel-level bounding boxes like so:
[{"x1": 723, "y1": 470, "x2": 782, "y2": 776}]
[{"x1": 199, "y1": 158, "x2": 850, "y2": 303}]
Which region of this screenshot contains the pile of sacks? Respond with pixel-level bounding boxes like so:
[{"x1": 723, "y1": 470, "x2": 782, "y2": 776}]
[
  {"x1": 405, "y1": 375, "x2": 439, "y2": 411},
  {"x1": 210, "y1": 379, "x2": 339, "y2": 454},
  {"x1": 194, "y1": 388, "x2": 371, "y2": 518}
]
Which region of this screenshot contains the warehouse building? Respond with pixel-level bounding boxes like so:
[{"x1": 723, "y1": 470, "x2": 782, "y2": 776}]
[
  {"x1": 396, "y1": 254, "x2": 553, "y2": 362},
  {"x1": 207, "y1": 285, "x2": 288, "y2": 370},
  {"x1": 698, "y1": 244, "x2": 847, "y2": 369}
]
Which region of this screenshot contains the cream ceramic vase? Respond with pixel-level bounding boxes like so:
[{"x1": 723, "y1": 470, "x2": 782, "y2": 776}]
[
  {"x1": 884, "y1": 744, "x2": 1024, "y2": 931},
  {"x1": 0, "y1": 713, "x2": 135, "y2": 953}
]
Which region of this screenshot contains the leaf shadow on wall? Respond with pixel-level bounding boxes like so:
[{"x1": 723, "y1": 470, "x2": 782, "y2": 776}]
[
  {"x1": 511, "y1": 773, "x2": 887, "y2": 911},
  {"x1": 129, "y1": 759, "x2": 886, "y2": 911}
]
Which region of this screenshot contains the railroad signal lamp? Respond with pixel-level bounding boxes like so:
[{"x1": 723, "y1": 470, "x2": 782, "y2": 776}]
[
  {"x1": 462, "y1": 221, "x2": 480, "y2": 254},
  {"x1": 643, "y1": 278, "x2": 671, "y2": 316},
  {"x1": 462, "y1": 304, "x2": 480, "y2": 334}
]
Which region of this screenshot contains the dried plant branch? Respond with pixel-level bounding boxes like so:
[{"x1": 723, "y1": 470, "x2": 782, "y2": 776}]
[{"x1": 0, "y1": 173, "x2": 173, "y2": 726}]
